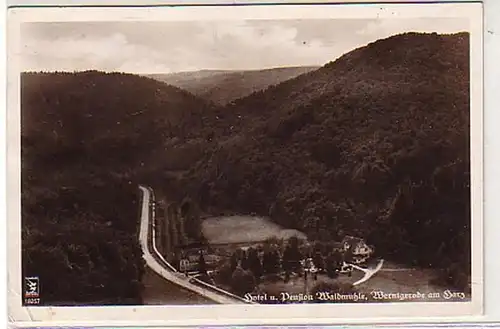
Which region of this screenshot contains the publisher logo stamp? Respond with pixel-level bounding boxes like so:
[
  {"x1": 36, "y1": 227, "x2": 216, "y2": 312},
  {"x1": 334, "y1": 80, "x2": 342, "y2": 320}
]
[
  {"x1": 24, "y1": 277, "x2": 40, "y2": 304},
  {"x1": 25, "y1": 277, "x2": 39, "y2": 297}
]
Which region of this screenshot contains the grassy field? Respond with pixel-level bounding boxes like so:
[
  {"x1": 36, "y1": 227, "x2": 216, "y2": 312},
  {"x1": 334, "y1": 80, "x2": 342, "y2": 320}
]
[{"x1": 201, "y1": 216, "x2": 306, "y2": 245}]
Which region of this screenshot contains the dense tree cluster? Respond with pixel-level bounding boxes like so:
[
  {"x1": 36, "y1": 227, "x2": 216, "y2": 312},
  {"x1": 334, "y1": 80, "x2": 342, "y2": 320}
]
[
  {"x1": 22, "y1": 177, "x2": 145, "y2": 305},
  {"x1": 214, "y1": 239, "x2": 286, "y2": 296},
  {"x1": 213, "y1": 236, "x2": 356, "y2": 297}
]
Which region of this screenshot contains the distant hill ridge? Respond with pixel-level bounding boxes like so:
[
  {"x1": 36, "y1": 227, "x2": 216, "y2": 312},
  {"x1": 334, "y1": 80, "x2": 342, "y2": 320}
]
[
  {"x1": 146, "y1": 66, "x2": 320, "y2": 105},
  {"x1": 220, "y1": 31, "x2": 470, "y2": 134}
]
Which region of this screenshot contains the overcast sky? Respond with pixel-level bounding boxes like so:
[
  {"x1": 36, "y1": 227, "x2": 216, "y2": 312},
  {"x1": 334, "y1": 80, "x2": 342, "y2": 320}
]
[{"x1": 21, "y1": 18, "x2": 468, "y2": 74}]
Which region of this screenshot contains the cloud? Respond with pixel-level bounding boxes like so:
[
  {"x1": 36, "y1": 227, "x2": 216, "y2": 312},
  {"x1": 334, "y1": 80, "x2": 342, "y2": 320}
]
[
  {"x1": 22, "y1": 31, "x2": 176, "y2": 73},
  {"x1": 358, "y1": 17, "x2": 468, "y2": 39},
  {"x1": 188, "y1": 21, "x2": 331, "y2": 70},
  {"x1": 20, "y1": 18, "x2": 469, "y2": 74}
]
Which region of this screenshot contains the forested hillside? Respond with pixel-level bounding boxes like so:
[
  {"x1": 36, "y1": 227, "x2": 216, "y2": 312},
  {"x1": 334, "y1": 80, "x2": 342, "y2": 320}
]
[
  {"x1": 21, "y1": 71, "x2": 217, "y2": 305},
  {"x1": 21, "y1": 31, "x2": 472, "y2": 305},
  {"x1": 146, "y1": 66, "x2": 319, "y2": 106},
  {"x1": 181, "y1": 32, "x2": 471, "y2": 289}
]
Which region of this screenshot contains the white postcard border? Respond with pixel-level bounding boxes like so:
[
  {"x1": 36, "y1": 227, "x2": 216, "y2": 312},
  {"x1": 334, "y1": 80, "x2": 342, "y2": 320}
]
[{"x1": 7, "y1": 2, "x2": 484, "y2": 325}]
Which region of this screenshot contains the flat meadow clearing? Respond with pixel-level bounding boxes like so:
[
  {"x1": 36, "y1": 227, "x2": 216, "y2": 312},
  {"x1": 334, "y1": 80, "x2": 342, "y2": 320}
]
[{"x1": 201, "y1": 216, "x2": 306, "y2": 245}]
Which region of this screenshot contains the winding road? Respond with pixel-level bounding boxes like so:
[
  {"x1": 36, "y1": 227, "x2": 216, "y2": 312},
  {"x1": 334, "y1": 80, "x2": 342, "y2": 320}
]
[{"x1": 138, "y1": 185, "x2": 253, "y2": 304}]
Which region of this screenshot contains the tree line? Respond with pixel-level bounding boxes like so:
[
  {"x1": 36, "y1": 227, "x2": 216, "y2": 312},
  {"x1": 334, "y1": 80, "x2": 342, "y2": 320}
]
[{"x1": 211, "y1": 236, "x2": 357, "y2": 297}]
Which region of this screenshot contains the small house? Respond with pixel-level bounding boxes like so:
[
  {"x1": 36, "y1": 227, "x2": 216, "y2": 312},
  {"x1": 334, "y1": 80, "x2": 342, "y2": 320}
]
[
  {"x1": 180, "y1": 253, "x2": 221, "y2": 273},
  {"x1": 340, "y1": 235, "x2": 374, "y2": 264}
]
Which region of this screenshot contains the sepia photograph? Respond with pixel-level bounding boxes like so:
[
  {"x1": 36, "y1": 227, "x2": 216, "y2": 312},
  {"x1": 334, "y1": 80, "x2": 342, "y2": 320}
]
[{"x1": 7, "y1": 2, "x2": 483, "y2": 324}]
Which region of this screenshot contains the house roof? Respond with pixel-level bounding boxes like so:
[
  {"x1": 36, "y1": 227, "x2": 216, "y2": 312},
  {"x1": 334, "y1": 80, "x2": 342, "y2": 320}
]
[{"x1": 341, "y1": 235, "x2": 365, "y2": 246}]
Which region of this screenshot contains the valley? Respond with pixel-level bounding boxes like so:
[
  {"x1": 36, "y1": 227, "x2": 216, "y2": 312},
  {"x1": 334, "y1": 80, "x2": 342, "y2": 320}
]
[
  {"x1": 21, "y1": 31, "x2": 472, "y2": 305},
  {"x1": 146, "y1": 66, "x2": 319, "y2": 106}
]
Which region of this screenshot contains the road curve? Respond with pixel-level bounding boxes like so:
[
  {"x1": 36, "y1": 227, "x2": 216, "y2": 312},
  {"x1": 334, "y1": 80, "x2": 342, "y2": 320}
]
[
  {"x1": 138, "y1": 185, "x2": 250, "y2": 304},
  {"x1": 351, "y1": 259, "x2": 384, "y2": 286}
]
